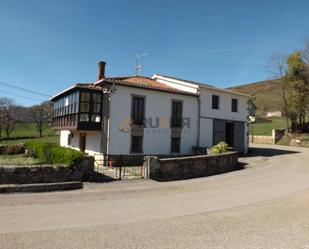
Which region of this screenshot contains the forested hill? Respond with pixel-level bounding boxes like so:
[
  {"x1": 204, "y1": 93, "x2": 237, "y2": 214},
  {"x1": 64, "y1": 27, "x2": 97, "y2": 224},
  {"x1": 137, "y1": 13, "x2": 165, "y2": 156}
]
[{"x1": 228, "y1": 80, "x2": 282, "y2": 116}]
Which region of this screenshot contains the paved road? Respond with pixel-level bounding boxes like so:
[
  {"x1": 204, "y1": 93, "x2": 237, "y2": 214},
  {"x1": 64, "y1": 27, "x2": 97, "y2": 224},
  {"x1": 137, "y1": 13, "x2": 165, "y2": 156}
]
[{"x1": 1, "y1": 144, "x2": 309, "y2": 249}]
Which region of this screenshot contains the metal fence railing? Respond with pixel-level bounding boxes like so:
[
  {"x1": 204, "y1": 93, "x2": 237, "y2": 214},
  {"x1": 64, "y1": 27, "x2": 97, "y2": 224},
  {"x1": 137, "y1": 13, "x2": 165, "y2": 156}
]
[{"x1": 94, "y1": 154, "x2": 144, "y2": 180}]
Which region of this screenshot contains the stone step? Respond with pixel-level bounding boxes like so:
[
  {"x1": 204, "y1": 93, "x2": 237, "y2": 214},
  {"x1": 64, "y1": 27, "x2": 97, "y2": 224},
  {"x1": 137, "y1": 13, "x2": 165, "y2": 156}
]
[{"x1": 0, "y1": 181, "x2": 83, "y2": 194}]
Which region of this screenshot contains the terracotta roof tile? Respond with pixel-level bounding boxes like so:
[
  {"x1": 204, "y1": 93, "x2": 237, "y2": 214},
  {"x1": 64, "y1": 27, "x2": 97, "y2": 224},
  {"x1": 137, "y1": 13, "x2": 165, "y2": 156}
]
[
  {"x1": 99, "y1": 76, "x2": 198, "y2": 96},
  {"x1": 75, "y1": 83, "x2": 101, "y2": 90}
]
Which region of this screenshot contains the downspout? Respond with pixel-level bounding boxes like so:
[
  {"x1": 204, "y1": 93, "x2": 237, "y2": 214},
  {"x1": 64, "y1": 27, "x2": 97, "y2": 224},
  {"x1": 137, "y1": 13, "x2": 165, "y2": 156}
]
[{"x1": 196, "y1": 91, "x2": 201, "y2": 147}]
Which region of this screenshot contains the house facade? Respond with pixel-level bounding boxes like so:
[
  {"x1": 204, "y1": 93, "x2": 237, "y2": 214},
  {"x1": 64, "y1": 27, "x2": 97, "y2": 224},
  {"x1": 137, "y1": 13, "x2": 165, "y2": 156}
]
[{"x1": 50, "y1": 61, "x2": 252, "y2": 164}]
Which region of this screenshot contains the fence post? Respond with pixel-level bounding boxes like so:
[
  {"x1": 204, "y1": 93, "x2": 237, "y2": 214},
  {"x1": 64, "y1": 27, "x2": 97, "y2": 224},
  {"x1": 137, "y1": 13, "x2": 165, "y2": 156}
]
[
  {"x1": 118, "y1": 155, "x2": 122, "y2": 180},
  {"x1": 143, "y1": 156, "x2": 150, "y2": 179}
]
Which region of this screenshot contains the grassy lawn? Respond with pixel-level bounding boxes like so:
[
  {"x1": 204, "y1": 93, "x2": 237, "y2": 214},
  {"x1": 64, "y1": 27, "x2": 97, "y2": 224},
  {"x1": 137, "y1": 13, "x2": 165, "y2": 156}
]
[
  {"x1": 9, "y1": 122, "x2": 55, "y2": 138},
  {"x1": 0, "y1": 122, "x2": 59, "y2": 145},
  {"x1": 0, "y1": 135, "x2": 59, "y2": 145},
  {"x1": 249, "y1": 117, "x2": 287, "y2": 136},
  {"x1": 0, "y1": 154, "x2": 43, "y2": 165}
]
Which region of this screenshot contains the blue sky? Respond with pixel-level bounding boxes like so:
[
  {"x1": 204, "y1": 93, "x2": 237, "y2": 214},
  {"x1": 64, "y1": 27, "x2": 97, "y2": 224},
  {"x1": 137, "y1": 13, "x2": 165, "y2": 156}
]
[{"x1": 1, "y1": 0, "x2": 309, "y2": 106}]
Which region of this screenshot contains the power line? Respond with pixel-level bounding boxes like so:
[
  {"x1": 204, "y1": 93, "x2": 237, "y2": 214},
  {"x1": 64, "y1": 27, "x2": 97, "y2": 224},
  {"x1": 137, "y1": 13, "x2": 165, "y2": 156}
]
[
  {"x1": 0, "y1": 90, "x2": 46, "y2": 102},
  {"x1": 0, "y1": 81, "x2": 51, "y2": 97}
]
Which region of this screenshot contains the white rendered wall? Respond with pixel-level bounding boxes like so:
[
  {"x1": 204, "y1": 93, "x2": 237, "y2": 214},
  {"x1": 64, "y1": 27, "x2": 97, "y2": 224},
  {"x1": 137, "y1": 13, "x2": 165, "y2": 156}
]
[
  {"x1": 199, "y1": 87, "x2": 249, "y2": 122},
  {"x1": 199, "y1": 118, "x2": 213, "y2": 148},
  {"x1": 59, "y1": 130, "x2": 101, "y2": 156},
  {"x1": 199, "y1": 88, "x2": 250, "y2": 153},
  {"x1": 108, "y1": 85, "x2": 198, "y2": 155},
  {"x1": 60, "y1": 130, "x2": 70, "y2": 147}
]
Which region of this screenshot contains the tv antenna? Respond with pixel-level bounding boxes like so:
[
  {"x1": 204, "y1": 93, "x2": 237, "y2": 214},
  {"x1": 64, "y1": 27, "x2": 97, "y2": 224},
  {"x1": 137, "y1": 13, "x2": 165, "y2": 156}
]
[{"x1": 135, "y1": 53, "x2": 148, "y2": 76}]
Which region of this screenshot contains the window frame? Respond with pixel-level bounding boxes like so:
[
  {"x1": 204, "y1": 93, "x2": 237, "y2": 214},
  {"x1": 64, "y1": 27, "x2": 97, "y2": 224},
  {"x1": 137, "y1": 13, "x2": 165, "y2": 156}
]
[
  {"x1": 231, "y1": 98, "x2": 238, "y2": 112},
  {"x1": 78, "y1": 90, "x2": 102, "y2": 123},
  {"x1": 171, "y1": 100, "x2": 183, "y2": 128},
  {"x1": 131, "y1": 95, "x2": 146, "y2": 126},
  {"x1": 170, "y1": 136, "x2": 181, "y2": 153},
  {"x1": 212, "y1": 95, "x2": 220, "y2": 110},
  {"x1": 130, "y1": 135, "x2": 143, "y2": 153}
]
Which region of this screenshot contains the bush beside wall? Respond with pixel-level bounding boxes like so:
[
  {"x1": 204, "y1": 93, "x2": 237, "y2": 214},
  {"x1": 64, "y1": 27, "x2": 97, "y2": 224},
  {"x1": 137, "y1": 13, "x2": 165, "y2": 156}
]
[
  {"x1": 0, "y1": 144, "x2": 26, "y2": 155},
  {"x1": 25, "y1": 141, "x2": 84, "y2": 166}
]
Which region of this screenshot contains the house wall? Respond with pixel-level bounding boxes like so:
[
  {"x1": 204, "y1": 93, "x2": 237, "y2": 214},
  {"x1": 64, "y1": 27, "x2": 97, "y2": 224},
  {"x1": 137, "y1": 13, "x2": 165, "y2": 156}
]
[
  {"x1": 198, "y1": 88, "x2": 249, "y2": 153},
  {"x1": 199, "y1": 88, "x2": 248, "y2": 121},
  {"x1": 60, "y1": 130, "x2": 101, "y2": 156},
  {"x1": 108, "y1": 85, "x2": 198, "y2": 155}
]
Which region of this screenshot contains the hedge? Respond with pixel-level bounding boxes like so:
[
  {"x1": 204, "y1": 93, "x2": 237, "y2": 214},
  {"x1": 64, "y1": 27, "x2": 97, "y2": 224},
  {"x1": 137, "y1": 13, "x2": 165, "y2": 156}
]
[
  {"x1": 26, "y1": 141, "x2": 52, "y2": 162},
  {"x1": 25, "y1": 141, "x2": 84, "y2": 166}
]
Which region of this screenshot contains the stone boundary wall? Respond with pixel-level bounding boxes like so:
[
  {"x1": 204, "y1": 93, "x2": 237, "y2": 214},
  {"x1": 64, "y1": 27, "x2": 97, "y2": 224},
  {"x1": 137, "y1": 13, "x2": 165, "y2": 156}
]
[
  {"x1": 249, "y1": 135, "x2": 274, "y2": 144},
  {"x1": 0, "y1": 156, "x2": 94, "y2": 185},
  {"x1": 144, "y1": 152, "x2": 239, "y2": 181},
  {"x1": 250, "y1": 129, "x2": 285, "y2": 144}
]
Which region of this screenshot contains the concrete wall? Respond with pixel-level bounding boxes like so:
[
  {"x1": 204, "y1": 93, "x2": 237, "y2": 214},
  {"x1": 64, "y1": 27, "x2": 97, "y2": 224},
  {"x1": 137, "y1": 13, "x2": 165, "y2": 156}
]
[
  {"x1": 145, "y1": 152, "x2": 239, "y2": 181},
  {"x1": 108, "y1": 85, "x2": 198, "y2": 155},
  {"x1": 0, "y1": 156, "x2": 94, "y2": 184}
]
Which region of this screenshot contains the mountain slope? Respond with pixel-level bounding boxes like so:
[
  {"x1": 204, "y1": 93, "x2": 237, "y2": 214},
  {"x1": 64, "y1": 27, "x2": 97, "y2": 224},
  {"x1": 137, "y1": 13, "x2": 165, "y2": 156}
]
[{"x1": 229, "y1": 80, "x2": 282, "y2": 116}]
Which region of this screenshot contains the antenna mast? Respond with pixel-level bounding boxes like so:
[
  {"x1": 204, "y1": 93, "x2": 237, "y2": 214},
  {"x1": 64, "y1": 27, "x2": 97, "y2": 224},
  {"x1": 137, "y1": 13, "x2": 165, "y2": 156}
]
[{"x1": 135, "y1": 53, "x2": 148, "y2": 76}]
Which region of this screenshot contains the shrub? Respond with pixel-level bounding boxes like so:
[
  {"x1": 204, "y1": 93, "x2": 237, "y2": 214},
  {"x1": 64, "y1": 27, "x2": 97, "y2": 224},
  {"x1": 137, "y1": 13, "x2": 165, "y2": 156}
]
[
  {"x1": 209, "y1": 142, "x2": 232, "y2": 155},
  {"x1": 25, "y1": 141, "x2": 84, "y2": 166},
  {"x1": 48, "y1": 146, "x2": 84, "y2": 166},
  {"x1": 0, "y1": 144, "x2": 26, "y2": 155},
  {"x1": 26, "y1": 141, "x2": 52, "y2": 162}
]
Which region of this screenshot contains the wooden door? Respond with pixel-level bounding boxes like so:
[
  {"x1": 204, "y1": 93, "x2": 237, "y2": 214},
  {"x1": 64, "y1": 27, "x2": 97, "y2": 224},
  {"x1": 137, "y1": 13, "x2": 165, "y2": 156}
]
[{"x1": 79, "y1": 133, "x2": 86, "y2": 152}]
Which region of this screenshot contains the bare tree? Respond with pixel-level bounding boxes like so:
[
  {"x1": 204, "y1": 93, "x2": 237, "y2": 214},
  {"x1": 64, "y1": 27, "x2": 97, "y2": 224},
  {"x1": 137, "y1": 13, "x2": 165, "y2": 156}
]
[
  {"x1": 268, "y1": 52, "x2": 290, "y2": 132},
  {"x1": 28, "y1": 102, "x2": 52, "y2": 137},
  {"x1": 302, "y1": 38, "x2": 309, "y2": 64},
  {"x1": 0, "y1": 97, "x2": 21, "y2": 138}
]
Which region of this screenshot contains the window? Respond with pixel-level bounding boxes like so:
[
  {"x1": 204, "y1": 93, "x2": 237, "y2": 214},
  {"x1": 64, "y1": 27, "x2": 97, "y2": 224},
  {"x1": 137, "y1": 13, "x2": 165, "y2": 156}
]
[
  {"x1": 132, "y1": 96, "x2": 145, "y2": 125},
  {"x1": 171, "y1": 101, "x2": 183, "y2": 127},
  {"x1": 171, "y1": 137, "x2": 181, "y2": 153},
  {"x1": 79, "y1": 91, "x2": 101, "y2": 122},
  {"x1": 53, "y1": 91, "x2": 79, "y2": 118},
  {"x1": 212, "y1": 95, "x2": 220, "y2": 110},
  {"x1": 232, "y1": 98, "x2": 238, "y2": 112},
  {"x1": 131, "y1": 136, "x2": 143, "y2": 153},
  {"x1": 92, "y1": 93, "x2": 102, "y2": 122},
  {"x1": 79, "y1": 114, "x2": 89, "y2": 122},
  {"x1": 80, "y1": 102, "x2": 90, "y2": 112},
  {"x1": 81, "y1": 92, "x2": 90, "y2": 102}
]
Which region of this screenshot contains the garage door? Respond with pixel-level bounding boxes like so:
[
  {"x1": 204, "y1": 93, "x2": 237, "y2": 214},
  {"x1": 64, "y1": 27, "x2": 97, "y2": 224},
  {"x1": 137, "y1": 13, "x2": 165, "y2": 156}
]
[
  {"x1": 234, "y1": 121, "x2": 245, "y2": 153},
  {"x1": 213, "y1": 119, "x2": 225, "y2": 145}
]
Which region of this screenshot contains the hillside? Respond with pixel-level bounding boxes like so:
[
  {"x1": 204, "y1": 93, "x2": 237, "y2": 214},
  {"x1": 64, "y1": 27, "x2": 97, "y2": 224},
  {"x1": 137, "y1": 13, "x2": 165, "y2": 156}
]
[{"x1": 228, "y1": 80, "x2": 282, "y2": 116}]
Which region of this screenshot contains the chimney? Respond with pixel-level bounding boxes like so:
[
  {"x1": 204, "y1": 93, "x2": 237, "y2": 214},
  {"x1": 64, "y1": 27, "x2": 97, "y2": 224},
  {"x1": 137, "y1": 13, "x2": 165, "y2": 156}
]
[{"x1": 97, "y1": 61, "x2": 106, "y2": 80}]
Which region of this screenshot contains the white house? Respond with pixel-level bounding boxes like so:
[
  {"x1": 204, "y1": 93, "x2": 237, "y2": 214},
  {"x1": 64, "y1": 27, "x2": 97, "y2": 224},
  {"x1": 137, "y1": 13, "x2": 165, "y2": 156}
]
[{"x1": 50, "y1": 61, "x2": 252, "y2": 165}]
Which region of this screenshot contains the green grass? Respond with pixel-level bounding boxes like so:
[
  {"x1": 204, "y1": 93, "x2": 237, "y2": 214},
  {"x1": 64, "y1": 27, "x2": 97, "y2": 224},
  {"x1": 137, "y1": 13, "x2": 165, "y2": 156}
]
[
  {"x1": 300, "y1": 134, "x2": 309, "y2": 142},
  {"x1": 9, "y1": 122, "x2": 55, "y2": 138},
  {"x1": 249, "y1": 117, "x2": 287, "y2": 136},
  {"x1": 0, "y1": 154, "x2": 43, "y2": 165},
  {"x1": 0, "y1": 122, "x2": 59, "y2": 145},
  {"x1": 0, "y1": 136, "x2": 59, "y2": 145}
]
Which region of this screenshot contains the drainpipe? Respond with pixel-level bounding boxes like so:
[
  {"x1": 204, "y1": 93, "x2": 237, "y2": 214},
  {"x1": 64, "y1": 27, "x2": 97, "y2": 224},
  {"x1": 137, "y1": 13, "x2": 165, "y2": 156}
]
[{"x1": 196, "y1": 93, "x2": 201, "y2": 147}]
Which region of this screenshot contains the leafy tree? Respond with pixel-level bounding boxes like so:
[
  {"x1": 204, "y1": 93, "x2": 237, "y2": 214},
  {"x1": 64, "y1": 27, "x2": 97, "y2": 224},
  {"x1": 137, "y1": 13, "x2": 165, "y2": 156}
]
[{"x1": 286, "y1": 52, "x2": 309, "y2": 131}]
